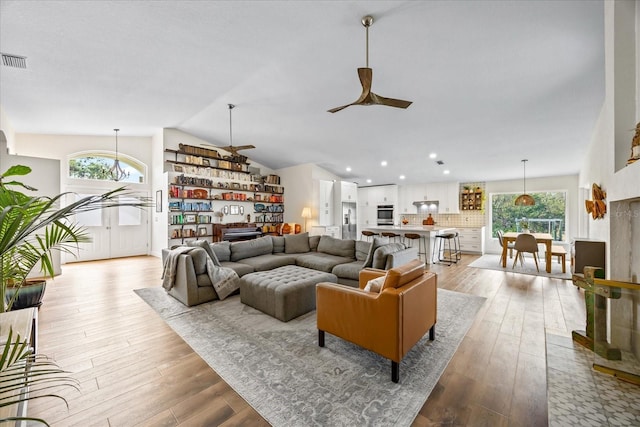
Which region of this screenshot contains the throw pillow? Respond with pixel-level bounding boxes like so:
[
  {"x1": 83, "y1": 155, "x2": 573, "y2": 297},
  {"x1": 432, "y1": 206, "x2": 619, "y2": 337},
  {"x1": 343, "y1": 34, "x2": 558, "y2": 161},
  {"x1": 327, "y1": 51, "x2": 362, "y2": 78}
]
[
  {"x1": 363, "y1": 236, "x2": 389, "y2": 268},
  {"x1": 211, "y1": 241, "x2": 231, "y2": 262},
  {"x1": 317, "y1": 235, "x2": 355, "y2": 258},
  {"x1": 355, "y1": 240, "x2": 371, "y2": 261},
  {"x1": 284, "y1": 232, "x2": 310, "y2": 254},
  {"x1": 272, "y1": 236, "x2": 285, "y2": 253},
  {"x1": 364, "y1": 275, "x2": 386, "y2": 293},
  {"x1": 187, "y1": 240, "x2": 221, "y2": 266}
]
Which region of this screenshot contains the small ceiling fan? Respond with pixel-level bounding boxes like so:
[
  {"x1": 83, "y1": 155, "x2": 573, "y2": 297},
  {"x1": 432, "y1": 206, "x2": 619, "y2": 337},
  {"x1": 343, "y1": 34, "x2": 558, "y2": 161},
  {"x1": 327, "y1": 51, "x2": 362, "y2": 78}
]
[
  {"x1": 205, "y1": 104, "x2": 255, "y2": 156},
  {"x1": 328, "y1": 15, "x2": 412, "y2": 113}
]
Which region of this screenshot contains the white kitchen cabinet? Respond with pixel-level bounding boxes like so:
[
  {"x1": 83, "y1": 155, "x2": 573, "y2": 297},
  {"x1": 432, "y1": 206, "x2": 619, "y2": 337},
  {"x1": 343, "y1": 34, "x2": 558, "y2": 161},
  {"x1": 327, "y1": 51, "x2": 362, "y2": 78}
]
[
  {"x1": 398, "y1": 184, "x2": 429, "y2": 214},
  {"x1": 377, "y1": 185, "x2": 398, "y2": 205},
  {"x1": 457, "y1": 227, "x2": 485, "y2": 254},
  {"x1": 318, "y1": 180, "x2": 334, "y2": 226},
  {"x1": 310, "y1": 225, "x2": 340, "y2": 238},
  {"x1": 340, "y1": 181, "x2": 358, "y2": 202},
  {"x1": 357, "y1": 187, "x2": 377, "y2": 229},
  {"x1": 425, "y1": 182, "x2": 460, "y2": 214}
]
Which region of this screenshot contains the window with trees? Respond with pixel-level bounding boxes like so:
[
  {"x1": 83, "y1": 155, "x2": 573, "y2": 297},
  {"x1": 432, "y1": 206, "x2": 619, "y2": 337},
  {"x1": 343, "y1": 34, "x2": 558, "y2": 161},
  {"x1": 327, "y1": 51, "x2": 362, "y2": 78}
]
[
  {"x1": 491, "y1": 191, "x2": 566, "y2": 241},
  {"x1": 68, "y1": 152, "x2": 145, "y2": 184}
]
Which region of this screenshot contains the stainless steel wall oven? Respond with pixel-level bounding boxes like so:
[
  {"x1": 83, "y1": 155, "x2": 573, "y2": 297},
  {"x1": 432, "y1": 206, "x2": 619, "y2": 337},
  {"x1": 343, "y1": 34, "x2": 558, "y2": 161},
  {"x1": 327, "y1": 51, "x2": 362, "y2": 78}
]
[{"x1": 377, "y1": 205, "x2": 394, "y2": 225}]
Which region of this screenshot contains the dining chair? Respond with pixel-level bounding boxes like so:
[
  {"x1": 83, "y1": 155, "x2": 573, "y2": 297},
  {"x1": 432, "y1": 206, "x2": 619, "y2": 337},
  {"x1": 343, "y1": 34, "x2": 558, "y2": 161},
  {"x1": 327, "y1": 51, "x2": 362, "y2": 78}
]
[
  {"x1": 512, "y1": 233, "x2": 540, "y2": 272},
  {"x1": 497, "y1": 230, "x2": 515, "y2": 264}
]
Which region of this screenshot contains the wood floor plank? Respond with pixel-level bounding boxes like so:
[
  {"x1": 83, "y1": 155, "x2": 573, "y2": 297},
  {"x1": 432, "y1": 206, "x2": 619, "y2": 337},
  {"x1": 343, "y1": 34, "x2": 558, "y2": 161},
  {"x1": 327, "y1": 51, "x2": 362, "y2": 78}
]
[{"x1": 27, "y1": 254, "x2": 586, "y2": 426}]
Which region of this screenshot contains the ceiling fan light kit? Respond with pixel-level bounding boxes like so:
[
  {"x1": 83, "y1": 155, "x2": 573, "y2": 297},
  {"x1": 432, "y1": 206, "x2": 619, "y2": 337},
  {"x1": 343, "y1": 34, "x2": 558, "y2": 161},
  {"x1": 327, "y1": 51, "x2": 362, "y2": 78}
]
[
  {"x1": 328, "y1": 15, "x2": 412, "y2": 113},
  {"x1": 514, "y1": 159, "x2": 535, "y2": 206}
]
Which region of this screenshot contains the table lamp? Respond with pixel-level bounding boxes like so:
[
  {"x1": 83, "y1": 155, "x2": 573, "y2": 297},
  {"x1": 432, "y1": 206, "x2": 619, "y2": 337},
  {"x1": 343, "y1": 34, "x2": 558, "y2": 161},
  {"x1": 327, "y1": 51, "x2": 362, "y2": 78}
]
[{"x1": 301, "y1": 207, "x2": 312, "y2": 232}]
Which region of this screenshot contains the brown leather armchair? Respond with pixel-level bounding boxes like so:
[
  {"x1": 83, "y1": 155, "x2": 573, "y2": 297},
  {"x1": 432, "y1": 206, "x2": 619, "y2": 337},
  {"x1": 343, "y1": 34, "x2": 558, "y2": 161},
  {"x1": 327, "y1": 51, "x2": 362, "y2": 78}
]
[{"x1": 316, "y1": 260, "x2": 437, "y2": 383}]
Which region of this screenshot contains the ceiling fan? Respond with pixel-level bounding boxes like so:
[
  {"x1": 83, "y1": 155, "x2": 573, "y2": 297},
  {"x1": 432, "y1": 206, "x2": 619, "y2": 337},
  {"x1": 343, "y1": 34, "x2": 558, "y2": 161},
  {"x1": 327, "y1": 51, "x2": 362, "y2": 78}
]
[
  {"x1": 328, "y1": 15, "x2": 412, "y2": 113},
  {"x1": 205, "y1": 104, "x2": 255, "y2": 156}
]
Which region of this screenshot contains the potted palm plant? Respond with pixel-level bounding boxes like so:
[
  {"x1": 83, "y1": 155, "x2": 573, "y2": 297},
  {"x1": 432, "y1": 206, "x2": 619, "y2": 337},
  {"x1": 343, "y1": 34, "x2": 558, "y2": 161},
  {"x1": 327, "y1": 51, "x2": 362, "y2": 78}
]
[
  {"x1": 0, "y1": 164, "x2": 149, "y2": 312},
  {"x1": 0, "y1": 164, "x2": 150, "y2": 423}
]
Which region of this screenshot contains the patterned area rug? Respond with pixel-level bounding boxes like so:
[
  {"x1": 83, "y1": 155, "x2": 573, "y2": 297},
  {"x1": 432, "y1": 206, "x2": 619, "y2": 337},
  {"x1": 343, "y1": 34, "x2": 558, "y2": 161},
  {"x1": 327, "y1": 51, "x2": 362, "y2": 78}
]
[
  {"x1": 135, "y1": 287, "x2": 485, "y2": 426},
  {"x1": 468, "y1": 254, "x2": 571, "y2": 280}
]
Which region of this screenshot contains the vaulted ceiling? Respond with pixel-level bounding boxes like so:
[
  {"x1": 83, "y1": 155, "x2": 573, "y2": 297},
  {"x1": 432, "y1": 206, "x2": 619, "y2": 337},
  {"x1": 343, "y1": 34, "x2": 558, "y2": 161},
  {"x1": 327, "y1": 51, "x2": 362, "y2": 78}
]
[{"x1": 0, "y1": 0, "x2": 604, "y2": 185}]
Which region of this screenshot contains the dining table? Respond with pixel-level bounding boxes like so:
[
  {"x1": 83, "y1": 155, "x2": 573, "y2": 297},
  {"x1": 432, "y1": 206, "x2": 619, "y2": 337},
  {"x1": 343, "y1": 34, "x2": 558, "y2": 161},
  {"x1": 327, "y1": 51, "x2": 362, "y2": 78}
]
[{"x1": 501, "y1": 232, "x2": 554, "y2": 273}]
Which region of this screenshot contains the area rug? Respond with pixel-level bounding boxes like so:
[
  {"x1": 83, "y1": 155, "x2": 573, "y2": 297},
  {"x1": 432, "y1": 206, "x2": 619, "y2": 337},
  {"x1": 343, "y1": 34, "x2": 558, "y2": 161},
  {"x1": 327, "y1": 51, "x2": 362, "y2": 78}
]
[
  {"x1": 469, "y1": 254, "x2": 571, "y2": 280},
  {"x1": 135, "y1": 287, "x2": 486, "y2": 426}
]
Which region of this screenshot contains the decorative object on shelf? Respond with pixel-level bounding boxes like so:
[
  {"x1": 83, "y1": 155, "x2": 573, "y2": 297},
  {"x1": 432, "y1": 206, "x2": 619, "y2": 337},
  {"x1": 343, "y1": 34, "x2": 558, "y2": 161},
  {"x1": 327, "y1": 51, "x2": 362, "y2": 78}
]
[
  {"x1": 223, "y1": 205, "x2": 229, "y2": 215},
  {"x1": 230, "y1": 205, "x2": 239, "y2": 215},
  {"x1": 585, "y1": 183, "x2": 607, "y2": 219},
  {"x1": 301, "y1": 206, "x2": 312, "y2": 232},
  {"x1": 514, "y1": 159, "x2": 535, "y2": 206},
  {"x1": 109, "y1": 128, "x2": 129, "y2": 181},
  {"x1": 328, "y1": 15, "x2": 412, "y2": 113},
  {"x1": 627, "y1": 121, "x2": 640, "y2": 165}
]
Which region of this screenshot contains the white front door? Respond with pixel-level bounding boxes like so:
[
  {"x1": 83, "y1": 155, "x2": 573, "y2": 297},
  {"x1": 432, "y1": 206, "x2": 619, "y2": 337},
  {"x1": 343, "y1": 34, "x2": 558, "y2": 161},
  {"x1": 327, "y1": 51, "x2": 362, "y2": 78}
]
[{"x1": 71, "y1": 192, "x2": 149, "y2": 262}]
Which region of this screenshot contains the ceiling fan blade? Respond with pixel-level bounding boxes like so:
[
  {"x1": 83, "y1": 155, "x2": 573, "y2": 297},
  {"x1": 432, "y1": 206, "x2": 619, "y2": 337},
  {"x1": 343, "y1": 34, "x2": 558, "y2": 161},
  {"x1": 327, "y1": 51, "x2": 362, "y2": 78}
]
[
  {"x1": 370, "y1": 93, "x2": 413, "y2": 109},
  {"x1": 327, "y1": 103, "x2": 355, "y2": 113},
  {"x1": 231, "y1": 145, "x2": 255, "y2": 150},
  {"x1": 327, "y1": 68, "x2": 374, "y2": 113}
]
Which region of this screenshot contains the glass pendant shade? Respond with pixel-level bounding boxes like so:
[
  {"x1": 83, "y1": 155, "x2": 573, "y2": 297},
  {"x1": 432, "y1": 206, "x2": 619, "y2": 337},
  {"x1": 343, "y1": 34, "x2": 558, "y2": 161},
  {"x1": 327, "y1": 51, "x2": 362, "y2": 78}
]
[{"x1": 514, "y1": 159, "x2": 535, "y2": 206}]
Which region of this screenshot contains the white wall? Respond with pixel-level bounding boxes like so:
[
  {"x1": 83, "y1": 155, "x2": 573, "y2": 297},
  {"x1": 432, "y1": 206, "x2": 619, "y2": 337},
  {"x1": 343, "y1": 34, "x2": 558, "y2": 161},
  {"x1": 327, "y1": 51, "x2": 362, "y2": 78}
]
[
  {"x1": 483, "y1": 174, "x2": 580, "y2": 254},
  {"x1": 0, "y1": 105, "x2": 16, "y2": 153},
  {"x1": 277, "y1": 163, "x2": 341, "y2": 228},
  {"x1": 579, "y1": 1, "x2": 640, "y2": 276}
]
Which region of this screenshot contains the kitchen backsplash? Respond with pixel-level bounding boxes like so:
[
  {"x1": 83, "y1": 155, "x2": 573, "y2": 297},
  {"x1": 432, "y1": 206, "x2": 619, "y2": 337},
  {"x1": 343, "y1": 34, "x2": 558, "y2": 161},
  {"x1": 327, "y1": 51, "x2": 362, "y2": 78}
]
[{"x1": 400, "y1": 210, "x2": 486, "y2": 228}]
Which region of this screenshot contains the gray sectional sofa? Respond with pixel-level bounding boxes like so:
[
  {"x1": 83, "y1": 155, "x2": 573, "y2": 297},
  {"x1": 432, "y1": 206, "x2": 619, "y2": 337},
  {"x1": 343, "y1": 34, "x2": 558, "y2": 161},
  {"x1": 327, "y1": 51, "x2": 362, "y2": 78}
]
[{"x1": 161, "y1": 233, "x2": 418, "y2": 307}]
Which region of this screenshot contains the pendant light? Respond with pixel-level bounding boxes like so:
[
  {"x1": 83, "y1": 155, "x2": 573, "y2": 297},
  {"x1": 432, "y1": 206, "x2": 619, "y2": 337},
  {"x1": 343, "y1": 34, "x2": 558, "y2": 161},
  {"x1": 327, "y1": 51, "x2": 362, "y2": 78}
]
[
  {"x1": 514, "y1": 159, "x2": 535, "y2": 206},
  {"x1": 109, "y1": 128, "x2": 129, "y2": 182}
]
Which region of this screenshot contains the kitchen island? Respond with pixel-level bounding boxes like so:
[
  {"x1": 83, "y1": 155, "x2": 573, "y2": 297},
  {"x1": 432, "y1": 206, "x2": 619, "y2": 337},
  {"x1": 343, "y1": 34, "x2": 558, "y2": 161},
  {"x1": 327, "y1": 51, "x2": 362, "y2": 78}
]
[{"x1": 363, "y1": 225, "x2": 457, "y2": 264}]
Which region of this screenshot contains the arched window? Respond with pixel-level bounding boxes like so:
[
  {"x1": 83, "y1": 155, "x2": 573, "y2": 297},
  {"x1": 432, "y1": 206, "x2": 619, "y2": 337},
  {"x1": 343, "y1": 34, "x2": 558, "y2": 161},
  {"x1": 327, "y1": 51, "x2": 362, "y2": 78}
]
[{"x1": 68, "y1": 151, "x2": 146, "y2": 184}]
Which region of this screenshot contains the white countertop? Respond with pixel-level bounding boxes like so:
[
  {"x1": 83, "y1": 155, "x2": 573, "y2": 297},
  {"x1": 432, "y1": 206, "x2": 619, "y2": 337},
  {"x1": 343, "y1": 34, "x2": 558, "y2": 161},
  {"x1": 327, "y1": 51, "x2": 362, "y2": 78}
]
[{"x1": 364, "y1": 225, "x2": 457, "y2": 233}]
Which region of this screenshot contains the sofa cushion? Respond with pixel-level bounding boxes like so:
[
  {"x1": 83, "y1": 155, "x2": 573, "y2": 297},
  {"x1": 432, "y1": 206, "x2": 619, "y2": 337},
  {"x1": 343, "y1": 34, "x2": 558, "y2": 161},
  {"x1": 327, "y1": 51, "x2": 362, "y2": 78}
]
[
  {"x1": 237, "y1": 254, "x2": 297, "y2": 271},
  {"x1": 363, "y1": 236, "x2": 389, "y2": 268},
  {"x1": 296, "y1": 253, "x2": 354, "y2": 273},
  {"x1": 272, "y1": 236, "x2": 285, "y2": 253},
  {"x1": 211, "y1": 241, "x2": 231, "y2": 262},
  {"x1": 331, "y1": 260, "x2": 365, "y2": 281},
  {"x1": 372, "y1": 243, "x2": 406, "y2": 269},
  {"x1": 309, "y1": 235, "x2": 321, "y2": 251},
  {"x1": 355, "y1": 240, "x2": 372, "y2": 262},
  {"x1": 317, "y1": 235, "x2": 355, "y2": 258},
  {"x1": 284, "y1": 232, "x2": 310, "y2": 254},
  {"x1": 187, "y1": 240, "x2": 220, "y2": 266},
  {"x1": 230, "y1": 236, "x2": 273, "y2": 261},
  {"x1": 220, "y1": 261, "x2": 255, "y2": 277}
]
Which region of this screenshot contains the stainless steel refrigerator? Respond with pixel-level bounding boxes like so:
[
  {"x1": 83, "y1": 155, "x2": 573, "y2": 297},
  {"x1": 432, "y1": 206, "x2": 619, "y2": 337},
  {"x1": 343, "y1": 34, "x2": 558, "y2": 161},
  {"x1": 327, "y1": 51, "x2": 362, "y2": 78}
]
[{"x1": 342, "y1": 202, "x2": 357, "y2": 240}]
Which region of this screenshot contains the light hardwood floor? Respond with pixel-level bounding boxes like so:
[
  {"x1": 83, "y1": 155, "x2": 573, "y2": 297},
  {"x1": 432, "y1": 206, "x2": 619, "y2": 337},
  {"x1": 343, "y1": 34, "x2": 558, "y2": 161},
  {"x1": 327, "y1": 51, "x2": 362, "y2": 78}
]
[{"x1": 28, "y1": 254, "x2": 585, "y2": 426}]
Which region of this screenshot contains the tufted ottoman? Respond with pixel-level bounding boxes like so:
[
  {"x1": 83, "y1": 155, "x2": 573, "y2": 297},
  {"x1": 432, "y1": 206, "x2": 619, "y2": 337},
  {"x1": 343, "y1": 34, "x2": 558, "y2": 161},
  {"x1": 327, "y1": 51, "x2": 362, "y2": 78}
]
[{"x1": 240, "y1": 265, "x2": 337, "y2": 322}]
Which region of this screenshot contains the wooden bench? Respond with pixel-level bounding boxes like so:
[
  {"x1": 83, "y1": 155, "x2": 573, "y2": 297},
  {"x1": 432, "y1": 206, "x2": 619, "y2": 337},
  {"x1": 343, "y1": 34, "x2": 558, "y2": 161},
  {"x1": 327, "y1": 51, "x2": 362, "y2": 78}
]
[{"x1": 549, "y1": 245, "x2": 567, "y2": 273}]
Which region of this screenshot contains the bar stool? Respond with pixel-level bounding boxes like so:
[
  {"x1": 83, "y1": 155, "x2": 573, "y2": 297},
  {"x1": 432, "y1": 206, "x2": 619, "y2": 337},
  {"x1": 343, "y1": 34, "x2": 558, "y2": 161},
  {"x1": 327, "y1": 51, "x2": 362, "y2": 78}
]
[
  {"x1": 381, "y1": 232, "x2": 401, "y2": 243},
  {"x1": 432, "y1": 232, "x2": 461, "y2": 265},
  {"x1": 361, "y1": 230, "x2": 379, "y2": 241},
  {"x1": 404, "y1": 233, "x2": 427, "y2": 262}
]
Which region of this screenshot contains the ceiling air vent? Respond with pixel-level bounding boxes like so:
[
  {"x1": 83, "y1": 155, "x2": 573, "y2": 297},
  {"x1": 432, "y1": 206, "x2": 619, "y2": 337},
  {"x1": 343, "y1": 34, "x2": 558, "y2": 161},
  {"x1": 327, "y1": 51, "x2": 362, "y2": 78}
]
[{"x1": 1, "y1": 53, "x2": 27, "y2": 69}]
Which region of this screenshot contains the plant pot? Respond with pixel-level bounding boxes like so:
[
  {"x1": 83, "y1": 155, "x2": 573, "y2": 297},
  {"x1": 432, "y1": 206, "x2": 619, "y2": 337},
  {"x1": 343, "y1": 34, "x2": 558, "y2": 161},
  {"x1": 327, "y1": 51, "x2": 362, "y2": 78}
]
[{"x1": 5, "y1": 280, "x2": 46, "y2": 310}]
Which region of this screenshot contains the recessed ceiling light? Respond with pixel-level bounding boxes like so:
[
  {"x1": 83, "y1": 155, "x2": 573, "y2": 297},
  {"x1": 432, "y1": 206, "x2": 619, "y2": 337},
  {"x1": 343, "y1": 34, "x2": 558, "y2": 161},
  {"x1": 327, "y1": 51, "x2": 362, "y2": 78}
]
[
  {"x1": 346, "y1": 166, "x2": 352, "y2": 172},
  {"x1": 429, "y1": 153, "x2": 437, "y2": 159},
  {"x1": 366, "y1": 179, "x2": 372, "y2": 183},
  {"x1": 443, "y1": 170, "x2": 450, "y2": 174},
  {"x1": 399, "y1": 175, "x2": 406, "y2": 180},
  {"x1": 381, "y1": 161, "x2": 388, "y2": 167}
]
